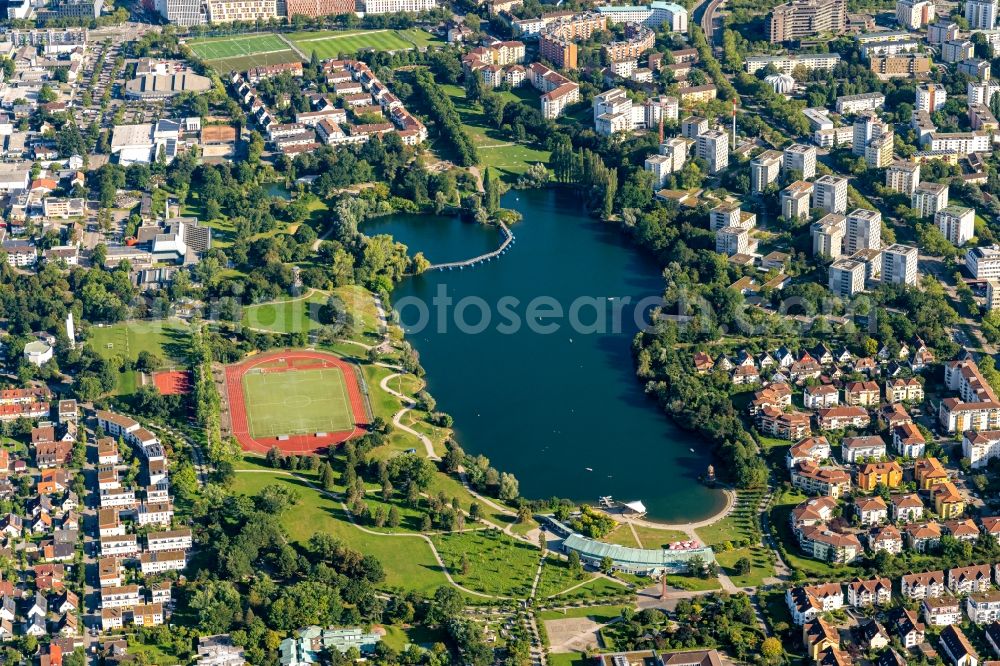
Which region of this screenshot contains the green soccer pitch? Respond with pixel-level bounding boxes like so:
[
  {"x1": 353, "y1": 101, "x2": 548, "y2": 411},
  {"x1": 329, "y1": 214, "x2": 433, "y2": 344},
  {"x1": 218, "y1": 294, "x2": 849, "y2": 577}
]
[
  {"x1": 242, "y1": 366, "x2": 354, "y2": 438},
  {"x1": 187, "y1": 34, "x2": 302, "y2": 71}
]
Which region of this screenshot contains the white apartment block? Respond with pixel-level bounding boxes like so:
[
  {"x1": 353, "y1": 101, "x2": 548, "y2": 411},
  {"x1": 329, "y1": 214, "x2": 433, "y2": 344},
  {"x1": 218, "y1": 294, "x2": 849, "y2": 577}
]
[
  {"x1": 681, "y1": 116, "x2": 709, "y2": 139},
  {"x1": 783, "y1": 143, "x2": 817, "y2": 178},
  {"x1": 204, "y1": 0, "x2": 277, "y2": 22},
  {"x1": 750, "y1": 150, "x2": 782, "y2": 193},
  {"x1": 812, "y1": 213, "x2": 846, "y2": 258},
  {"x1": 935, "y1": 206, "x2": 975, "y2": 245},
  {"x1": 912, "y1": 182, "x2": 949, "y2": 217},
  {"x1": 710, "y1": 201, "x2": 741, "y2": 232},
  {"x1": 100, "y1": 535, "x2": 139, "y2": 558},
  {"x1": 847, "y1": 209, "x2": 882, "y2": 255},
  {"x1": 362, "y1": 0, "x2": 437, "y2": 11},
  {"x1": 988, "y1": 280, "x2": 1000, "y2": 311},
  {"x1": 782, "y1": 181, "x2": 814, "y2": 220},
  {"x1": 886, "y1": 161, "x2": 920, "y2": 195},
  {"x1": 882, "y1": 244, "x2": 919, "y2": 286},
  {"x1": 137, "y1": 502, "x2": 174, "y2": 527},
  {"x1": 836, "y1": 93, "x2": 885, "y2": 115},
  {"x1": 829, "y1": 258, "x2": 867, "y2": 297},
  {"x1": 865, "y1": 131, "x2": 893, "y2": 168},
  {"x1": 966, "y1": 0, "x2": 998, "y2": 30},
  {"x1": 744, "y1": 53, "x2": 841, "y2": 74},
  {"x1": 696, "y1": 129, "x2": 728, "y2": 174},
  {"x1": 813, "y1": 175, "x2": 848, "y2": 214},
  {"x1": 593, "y1": 88, "x2": 634, "y2": 136},
  {"x1": 943, "y1": 39, "x2": 975, "y2": 62},
  {"x1": 963, "y1": 430, "x2": 1000, "y2": 468},
  {"x1": 967, "y1": 591, "x2": 1000, "y2": 623},
  {"x1": 916, "y1": 83, "x2": 947, "y2": 111},
  {"x1": 925, "y1": 131, "x2": 991, "y2": 154}
]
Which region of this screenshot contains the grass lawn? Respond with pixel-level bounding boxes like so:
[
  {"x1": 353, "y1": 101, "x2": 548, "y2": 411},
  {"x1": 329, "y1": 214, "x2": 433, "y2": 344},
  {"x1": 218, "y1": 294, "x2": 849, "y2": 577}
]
[
  {"x1": 548, "y1": 654, "x2": 591, "y2": 666},
  {"x1": 550, "y1": 576, "x2": 631, "y2": 602},
  {"x1": 715, "y1": 548, "x2": 771, "y2": 588},
  {"x1": 288, "y1": 28, "x2": 442, "y2": 58},
  {"x1": 438, "y1": 83, "x2": 550, "y2": 179},
  {"x1": 242, "y1": 286, "x2": 381, "y2": 345},
  {"x1": 87, "y1": 319, "x2": 190, "y2": 394},
  {"x1": 382, "y1": 624, "x2": 447, "y2": 651},
  {"x1": 431, "y1": 529, "x2": 539, "y2": 597},
  {"x1": 243, "y1": 365, "x2": 353, "y2": 437},
  {"x1": 695, "y1": 489, "x2": 776, "y2": 587},
  {"x1": 230, "y1": 468, "x2": 449, "y2": 594},
  {"x1": 536, "y1": 555, "x2": 593, "y2": 598}
]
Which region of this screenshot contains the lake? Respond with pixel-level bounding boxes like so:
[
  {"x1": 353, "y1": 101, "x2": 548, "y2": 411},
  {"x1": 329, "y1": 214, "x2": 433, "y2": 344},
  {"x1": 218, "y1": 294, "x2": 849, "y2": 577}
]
[{"x1": 369, "y1": 189, "x2": 726, "y2": 522}]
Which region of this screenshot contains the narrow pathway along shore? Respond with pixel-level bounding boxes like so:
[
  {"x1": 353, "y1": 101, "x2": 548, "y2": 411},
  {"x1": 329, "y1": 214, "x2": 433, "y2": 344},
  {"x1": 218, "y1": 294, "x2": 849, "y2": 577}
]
[{"x1": 607, "y1": 489, "x2": 737, "y2": 540}]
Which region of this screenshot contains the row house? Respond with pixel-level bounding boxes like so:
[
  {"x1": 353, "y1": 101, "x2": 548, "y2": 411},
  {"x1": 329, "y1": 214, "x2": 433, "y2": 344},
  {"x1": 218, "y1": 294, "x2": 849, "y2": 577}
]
[
  {"x1": 101, "y1": 584, "x2": 141, "y2": 609},
  {"x1": 892, "y1": 422, "x2": 926, "y2": 458},
  {"x1": 787, "y1": 583, "x2": 845, "y2": 625},
  {"x1": 98, "y1": 508, "x2": 123, "y2": 537},
  {"x1": 137, "y1": 501, "x2": 173, "y2": 527},
  {"x1": 786, "y1": 436, "x2": 831, "y2": 469},
  {"x1": 947, "y1": 564, "x2": 991, "y2": 595},
  {"x1": 100, "y1": 534, "x2": 138, "y2": 558},
  {"x1": 847, "y1": 577, "x2": 892, "y2": 607},
  {"x1": 100, "y1": 488, "x2": 136, "y2": 509},
  {"x1": 97, "y1": 438, "x2": 118, "y2": 465},
  {"x1": 886, "y1": 377, "x2": 924, "y2": 403},
  {"x1": 147, "y1": 528, "x2": 192, "y2": 552},
  {"x1": 922, "y1": 596, "x2": 961, "y2": 626},
  {"x1": 841, "y1": 435, "x2": 886, "y2": 463},
  {"x1": 791, "y1": 462, "x2": 851, "y2": 498},
  {"x1": 102, "y1": 602, "x2": 164, "y2": 631},
  {"x1": 99, "y1": 558, "x2": 121, "y2": 588},
  {"x1": 759, "y1": 406, "x2": 812, "y2": 440},
  {"x1": 869, "y1": 524, "x2": 904, "y2": 554},
  {"x1": 139, "y1": 550, "x2": 186, "y2": 574},
  {"x1": 816, "y1": 406, "x2": 871, "y2": 430}
]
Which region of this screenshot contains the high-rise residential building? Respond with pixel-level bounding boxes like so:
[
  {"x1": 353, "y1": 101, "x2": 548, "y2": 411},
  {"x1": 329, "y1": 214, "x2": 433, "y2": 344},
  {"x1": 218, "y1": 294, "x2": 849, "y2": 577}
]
[
  {"x1": 781, "y1": 181, "x2": 814, "y2": 220},
  {"x1": 865, "y1": 131, "x2": 894, "y2": 168},
  {"x1": 966, "y1": 0, "x2": 998, "y2": 30},
  {"x1": 812, "y1": 213, "x2": 846, "y2": 258},
  {"x1": 968, "y1": 80, "x2": 1000, "y2": 106},
  {"x1": 536, "y1": 12, "x2": 607, "y2": 69},
  {"x1": 593, "y1": 88, "x2": 634, "y2": 136},
  {"x1": 935, "y1": 206, "x2": 976, "y2": 245},
  {"x1": 768, "y1": 0, "x2": 846, "y2": 42},
  {"x1": 912, "y1": 182, "x2": 949, "y2": 217},
  {"x1": 696, "y1": 129, "x2": 728, "y2": 174},
  {"x1": 967, "y1": 245, "x2": 1000, "y2": 280},
  {"x1": 710, "y1": 201, "x2": 741, "y2": 232},
  {"x1": 886, "y1": 161, "x2": 920, "y2": 195},
  {"x1": 928, "y1": 20, "x2": 960, "y2": 43},
  {"x1": 715, "y1": 226, "x2": 750, "y2": 256},
  {"x1": 155, "y1": 0, "x2": 203, "y2": 24},
  {"x1": 680, "y1": 116, "x2": 709, "y2": 139},
  {"x1": 853, "y1": 111, "x2": 888, "y2": 157},
  {"x1": 896, "y1": 0, "x2": 935, "y2": 28},
  {"x1": 882, "y1": 244, "x2": 919, "y2": 286},
  {"x1": 916, "y1": 84, "x2": 947, "y2": 112},
  {"x1": 783, "y1": 143, "x2": 816, "y2": 179},
  {"x1": 285, "y1": 0, "x2": 354, "y2": 16},
  {"x1": 813, "y1": 174, "x2": 849, "y2": 214},
  {"x1": 847, "y1": 208, "x2": 882, "y2": 255},
  {"x1": 750, "y1": 150, "x2": 782, "y2": 193},
  {"x1": 829, "y1": 258, "x2": 867, "y2": 297},
  {"x1": 942, "y1": 39, "x2": 975, "y2": 63},
  {"x1": 595, "y1": 2, "x2": 688, "y2": 31},
  {"x1": 958, "y1": 58, "x2": 992, "y2": 81},
  {"x1": 650, "y1": 137, "x2": 687, "y2": 183}
]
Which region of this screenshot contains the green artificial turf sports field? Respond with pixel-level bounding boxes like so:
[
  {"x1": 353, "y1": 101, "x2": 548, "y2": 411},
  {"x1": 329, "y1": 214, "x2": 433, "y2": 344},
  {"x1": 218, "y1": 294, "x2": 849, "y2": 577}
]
[{"x1": 242, "y1": 366, "x2": 354, "y2": 437}]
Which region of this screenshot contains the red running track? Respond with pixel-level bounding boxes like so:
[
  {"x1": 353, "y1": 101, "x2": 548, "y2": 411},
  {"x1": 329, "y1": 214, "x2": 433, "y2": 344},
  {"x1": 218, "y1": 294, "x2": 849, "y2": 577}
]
[{"x1": 224, "y1": 349, "x2": 370, "y2": 455}]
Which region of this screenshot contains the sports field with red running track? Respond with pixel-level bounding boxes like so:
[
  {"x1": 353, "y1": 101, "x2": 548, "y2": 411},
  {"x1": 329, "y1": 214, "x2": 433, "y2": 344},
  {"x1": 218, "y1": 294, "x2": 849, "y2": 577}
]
[{"x1": 225, "y1": 349, "x2": 370, "y2": 454}]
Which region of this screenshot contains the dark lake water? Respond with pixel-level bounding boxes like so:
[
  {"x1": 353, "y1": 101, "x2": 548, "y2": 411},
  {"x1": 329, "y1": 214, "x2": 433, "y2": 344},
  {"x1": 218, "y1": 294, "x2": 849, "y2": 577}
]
[{"x1": 367, "y1": 189, "x2": 726, "y2": 522}]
